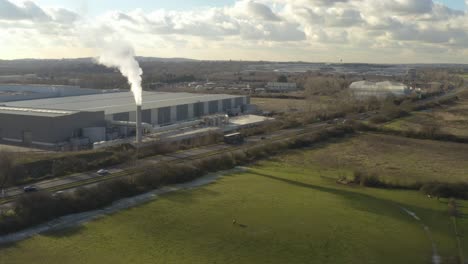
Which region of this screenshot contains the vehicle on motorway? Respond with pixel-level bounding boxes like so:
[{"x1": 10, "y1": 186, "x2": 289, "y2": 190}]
[
  {"x1": 53, "y1": 191, "x2": 64, "y2": 197},
  {"x1": 23, "y1": 186, "x2": 38, "y2": 193},
  {"x1": 97, "y1": 169, "x2": 110, "y2": 176}
]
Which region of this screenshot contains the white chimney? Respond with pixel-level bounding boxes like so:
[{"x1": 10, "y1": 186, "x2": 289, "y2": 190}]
[{"x1": 136, "y1": 105, "x2": 142, "y2": 144}]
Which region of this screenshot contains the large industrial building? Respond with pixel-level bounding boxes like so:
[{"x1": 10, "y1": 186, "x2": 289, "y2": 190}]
[
  {"x1": 0, "y1": 84, "x2": 118, "y2": 102},
  {"x1": 0, "y1": 89, "x2": 250, "y2": 149}
]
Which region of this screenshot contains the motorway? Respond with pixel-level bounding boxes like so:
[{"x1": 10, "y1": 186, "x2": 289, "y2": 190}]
[{"x1": 0, "y1": 123, "x2": 325, "y2": 206}]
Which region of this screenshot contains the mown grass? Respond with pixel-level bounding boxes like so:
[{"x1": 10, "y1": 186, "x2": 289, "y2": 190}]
[{"x1": 1, "y1": 147, "x2": 465, "y2": 264}]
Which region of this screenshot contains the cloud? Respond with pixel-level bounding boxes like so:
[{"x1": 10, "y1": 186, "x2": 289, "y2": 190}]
[
  {"x1": 0, "y1": 0, "x2": 49, "y2": 21},
  {"x1": 0, "y1": 0, "x2": 80, "y2": 25},
  {"x1": 244, "y1": 1, "x2": 281, "y2": 21},
  {"x1": 1, "y1": 0, "x2": 468, "y2": 63},
  {"x1": 390, "y1": 0, "x2": 434, "y2": 14}
]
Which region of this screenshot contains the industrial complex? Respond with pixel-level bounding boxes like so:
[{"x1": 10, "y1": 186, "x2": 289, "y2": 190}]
[{"x1": 0, "y1": 85, "x2": 254, "y2": 150}]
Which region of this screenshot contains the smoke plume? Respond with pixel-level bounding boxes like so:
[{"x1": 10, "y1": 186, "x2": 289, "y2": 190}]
[{"x1": 96, "y1": 42, "x2": 143, "y2": 106}]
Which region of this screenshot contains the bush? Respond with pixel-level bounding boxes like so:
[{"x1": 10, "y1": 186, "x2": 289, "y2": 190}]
[
  {"x1": 352, "y1": 170, "x2": 388, "y2": 188},
  {"x1": 369, "y1": 115, "x2": 389, "y2": 124},
  {"x1": 232, "y1": 150, "x2": 248, "y2": 165},
  {"x1": 420, "y1": 182, "x2": 468, "y2": 199},
  {"x1": 10, "y1": 192, "x2": 60, "y2": 232}
]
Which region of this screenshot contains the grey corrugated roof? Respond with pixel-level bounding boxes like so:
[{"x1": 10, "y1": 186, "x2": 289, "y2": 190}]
[
  {"x1": 0, "y1": 106, "x2": 79, "y2": 117},
  {"x1": 5, "y1": 91, "x2": 245, "y2": 115}
]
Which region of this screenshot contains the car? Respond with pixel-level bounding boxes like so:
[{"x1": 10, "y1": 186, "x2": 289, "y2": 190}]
[
  {"x1": 96, "y1": 169, "x2": 110, "y2": 176},
  {"x1": 53, "y1": 191, "x2": 64, "y2": 197},
  {"x1": 23, "y1": 186, "x2": 38, "y2": 193}
]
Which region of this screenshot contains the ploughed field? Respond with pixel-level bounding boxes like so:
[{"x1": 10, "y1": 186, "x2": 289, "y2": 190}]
[{"x1": 1, "y1": 133, "x2": 466, "y2": 264}]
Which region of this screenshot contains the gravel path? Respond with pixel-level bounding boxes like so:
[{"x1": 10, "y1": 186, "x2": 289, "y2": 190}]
[{"x1": 401, "y1": 207, "x2": 441, "y2": 264}]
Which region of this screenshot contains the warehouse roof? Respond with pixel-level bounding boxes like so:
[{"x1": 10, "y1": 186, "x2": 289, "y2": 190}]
[
  {"x1": 5, "y1": 91, "x2": 246, "y2": 115},
  {"x1": 0, "y1": 106, "x2": 79, "y2": 117}
]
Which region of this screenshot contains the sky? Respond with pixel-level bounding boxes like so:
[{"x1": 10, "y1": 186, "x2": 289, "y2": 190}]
[{"x1": 1, "y1": 0, "x2": 468, "y2": 63}]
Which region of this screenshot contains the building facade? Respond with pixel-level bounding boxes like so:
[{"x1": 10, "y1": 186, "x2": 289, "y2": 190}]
[{"x1": 0, "y1": 91, "x2": 250, "y2": 148}]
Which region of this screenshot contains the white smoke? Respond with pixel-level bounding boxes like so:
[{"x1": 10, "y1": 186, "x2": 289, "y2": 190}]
[{"x1": 96, "y1": 42, "x2": 143, "y2": 105}]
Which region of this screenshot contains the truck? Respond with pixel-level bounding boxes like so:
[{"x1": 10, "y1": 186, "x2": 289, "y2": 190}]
[{"x1": 224, "y1": 132, "x2": 244, "y2": 145}]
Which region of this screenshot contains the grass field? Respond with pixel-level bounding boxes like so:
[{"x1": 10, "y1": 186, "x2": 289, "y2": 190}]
[
  {"x1": 385, "y1": 98, "x2": 468, "y2": 138},
  {"x1": 1, "y1": 138, "x2": 466, "y2": 264},
  {"x1": 292, "y1": 133, "x2": 468, "y2": 185},
  {"x1": 251, "y1": 97, "x2": 332, "y2": 113}
]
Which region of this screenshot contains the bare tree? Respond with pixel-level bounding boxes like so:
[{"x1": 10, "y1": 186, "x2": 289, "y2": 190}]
[
  {"x1": 0, "y1": 151, "x2": 15, "y2": 197},
  {"x1": 421, "y1": 123, "x2": 441, "y2": 138}
]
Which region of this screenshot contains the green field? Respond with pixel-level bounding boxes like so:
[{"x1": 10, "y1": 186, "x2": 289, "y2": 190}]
[{"x1": 1, "y1": 138, "x2": 466, "y2": 264}]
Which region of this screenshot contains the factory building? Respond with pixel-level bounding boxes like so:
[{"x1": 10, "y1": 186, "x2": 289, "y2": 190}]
[
  {"x1": 0, "y1": 84, "x2": 117, "y2": 102},
  {"x1": 265, "y1": 82, "x2": 298, "y2": 93},
  {"x1": 0, "y1": 91, "x2": 250, "y2": 149},
  {"x1": 0, "y1": 107, "x2": 105, "y2": 147}
]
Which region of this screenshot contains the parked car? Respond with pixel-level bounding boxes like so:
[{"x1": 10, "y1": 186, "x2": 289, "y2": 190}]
[
  {"x1": 96, "y1": 169, "x2": 110, "y2": 176},
  {"x1": 23, "y1": 186, "x2": 38, "y2": 193}
]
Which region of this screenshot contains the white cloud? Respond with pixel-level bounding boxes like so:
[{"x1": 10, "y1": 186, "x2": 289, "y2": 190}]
[
  {"x1": 0, "y1": 0, "x2": 49, "y2": 21},
  {"x1": 1, "y1": 0, "x2": 468, "y2": 63},
  {"x1": 242, "y1": 0, "x2": 281, "y2": 21}
]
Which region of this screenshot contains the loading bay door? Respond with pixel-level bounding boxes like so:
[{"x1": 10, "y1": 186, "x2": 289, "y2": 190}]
[{"x1": 22, "y1": 131, "x2": 32, "y2": 145}]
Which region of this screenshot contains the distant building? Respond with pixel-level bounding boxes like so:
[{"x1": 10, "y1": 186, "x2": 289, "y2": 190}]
[
  {"x1": 407, "y1": 68, "x2": 417, "y2": 81},
  {"x1": 349, "y1": 81, "x2": 409, "y2": 98},
  {"x1": 265, "y1": 82, "x2": 298, "y2": 93}
]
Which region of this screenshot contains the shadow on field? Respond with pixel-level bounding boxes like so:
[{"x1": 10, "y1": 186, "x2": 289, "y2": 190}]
[
  {"x1": 0, "y1": 226, "x2": 87, "y2": 250},
  {"x1": 0, "y1": 241, "x2": 17, "y2": 250},
  {"x1": 250, "y1": 171, "x2": 449, "y2": 234},
  {"x1": 162, "y1": 187, "x2": 221, "y2": 204},
  {"x1": 42, "y1": 225, "x2": 86, "y2": 238}
]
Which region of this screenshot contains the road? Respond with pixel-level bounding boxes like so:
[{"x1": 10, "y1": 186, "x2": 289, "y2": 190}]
[{"x1": 0, "y1": 123, "x2": 325, "y2": 206}]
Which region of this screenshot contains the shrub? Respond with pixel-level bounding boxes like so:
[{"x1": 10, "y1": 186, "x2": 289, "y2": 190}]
[
  {"x1": 13, "y1": 191, "x2": 59, "y2": 230},
  {"x1": 369, "y1": 115, "x2": 389, "y2": 124},
  {"x1": 352, "y1": 170, "x2": 388, "y2": 188},
  {"x1": 360, "y1": 174, "x2": 385, "y2": 188},
  {"x1": 420, "y1": 182, "x2": 468, "y2": 200},
  {"x1": 352, "y1": 170, "x2": 364, "y2": 184}
]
